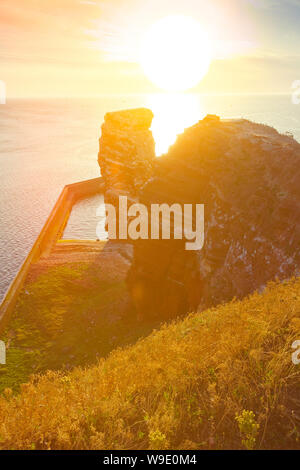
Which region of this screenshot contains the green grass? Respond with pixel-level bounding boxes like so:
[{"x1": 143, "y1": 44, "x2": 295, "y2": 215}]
[{"x1": 0, "y1": 263, "x2": 158, "y2": 393}]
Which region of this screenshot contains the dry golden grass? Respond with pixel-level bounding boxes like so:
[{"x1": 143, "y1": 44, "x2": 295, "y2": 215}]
[{"x1": 0, "y1": 278, "x2": 299, "y2": 450}]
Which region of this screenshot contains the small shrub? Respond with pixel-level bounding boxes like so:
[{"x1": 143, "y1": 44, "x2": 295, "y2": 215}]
[
  {"x1": 149, "y1": 430, "x2": 168, "y2": 450},
  {"x1": 235, "y1": 410, "x2": 260, "y2": 450}
]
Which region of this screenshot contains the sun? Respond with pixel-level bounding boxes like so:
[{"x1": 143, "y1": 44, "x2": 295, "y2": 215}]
[{"x1": 140, "y1": 15, "x2": 212, "y2": 92}]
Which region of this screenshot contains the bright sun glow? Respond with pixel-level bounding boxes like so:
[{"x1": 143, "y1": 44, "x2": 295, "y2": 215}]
[
  {"x1": 147, "y1": 93, "x2": 205, "y2": 155},
  {"x1": 140, "y1": 15, "x2": 212, "y2": 92}
]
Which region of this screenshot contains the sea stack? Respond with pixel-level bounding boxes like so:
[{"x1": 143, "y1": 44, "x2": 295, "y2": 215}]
[{"x1": 98, "y1": 108, "x2": 156, "y2": 214}]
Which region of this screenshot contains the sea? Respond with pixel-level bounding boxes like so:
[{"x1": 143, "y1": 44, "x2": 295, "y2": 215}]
[{"x1": 0, "y1": 93, "x2": 299, "y2": 300}]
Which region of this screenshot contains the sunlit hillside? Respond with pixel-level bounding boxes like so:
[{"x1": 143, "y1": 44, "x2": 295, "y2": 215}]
[{"x1": 0, "y1": 277, "x2": 299, "y2": 450}]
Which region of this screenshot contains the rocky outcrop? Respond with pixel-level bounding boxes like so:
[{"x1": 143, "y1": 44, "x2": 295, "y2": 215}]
[
  {"x1": 99, "y1": 111, "x2": 300, "y2": 320},
  {"x1": 98, "y1": 108, "x2": 155, "y2": 317},
  {"x1": 98, "y1": 108, "x2": 155, "y2": 220}
]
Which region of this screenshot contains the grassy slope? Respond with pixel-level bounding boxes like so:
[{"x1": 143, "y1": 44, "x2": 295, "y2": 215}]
[{"x1": 0, "y1": 277, "x2": 299, "y2": 450}]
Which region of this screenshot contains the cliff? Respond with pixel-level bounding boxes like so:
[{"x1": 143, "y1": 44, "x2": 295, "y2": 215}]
[{"x1": 98, "y1": 110, "x2": 300, "y2": 320}]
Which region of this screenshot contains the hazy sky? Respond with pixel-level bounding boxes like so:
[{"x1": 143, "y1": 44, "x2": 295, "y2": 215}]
[{"x1": 1, "y1": 0, "x2": 300, "y2": 97}]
